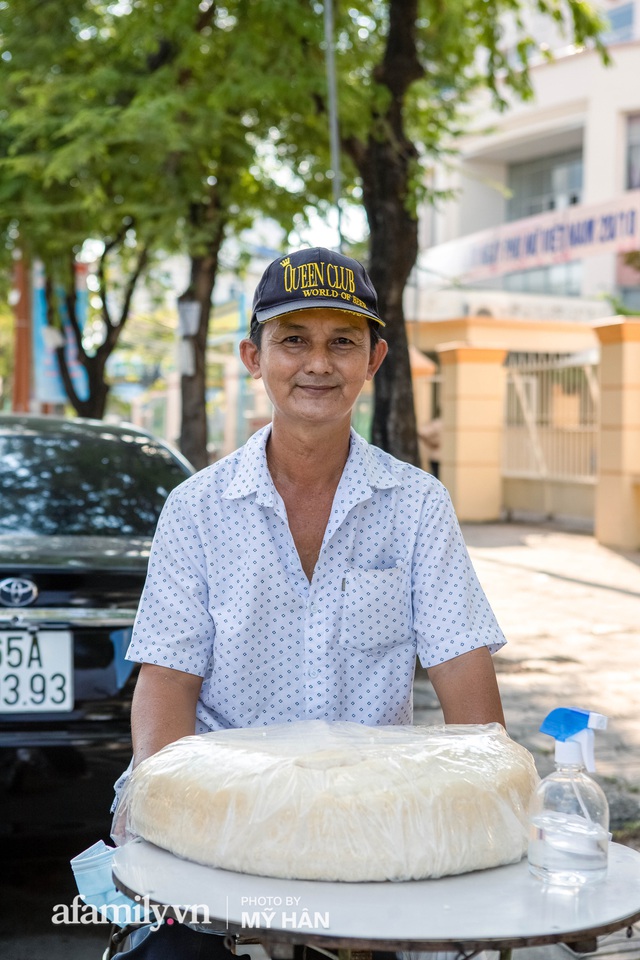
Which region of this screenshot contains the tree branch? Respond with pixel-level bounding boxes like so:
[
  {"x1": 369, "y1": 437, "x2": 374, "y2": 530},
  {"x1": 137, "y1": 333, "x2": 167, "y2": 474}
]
[
  {"x1": 375, "y1": 0, "x2": 424, "y2": 97},
  {"x1": 63, "y1": 255, "x2": 85, "y2": 360},
  {"x1": 96, "y1": 233, "x2": 124, "y2": 332},
  {"x1": 95, "y1": 243, "x2": 149, "y2": 366},
  {"x1": 148, "y1": 3, "x2": 218, "y2": 73},
  {"x1": 54, "y1": 342, "x2": 83, "y2": 412},
  {"x1": 342, "y1": 134, "x2": 368, "y2": 178},
  {"x1": 118, "y1": 245, "x2": 149, "y2": 329},
  {"x1": 43, "y1": 275, "x2": 80, "y2": 409}
]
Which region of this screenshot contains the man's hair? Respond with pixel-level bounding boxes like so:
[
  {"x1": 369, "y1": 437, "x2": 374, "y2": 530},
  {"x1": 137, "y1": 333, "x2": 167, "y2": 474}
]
[{"x1": 248, "y1": 315, "x2": 382, "y2": 351}]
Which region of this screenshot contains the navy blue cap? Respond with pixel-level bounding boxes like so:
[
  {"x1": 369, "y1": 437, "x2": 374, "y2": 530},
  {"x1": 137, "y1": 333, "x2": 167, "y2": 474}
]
[{"x1": 251, "y1": 247, "x2": 384, "y2": 326}]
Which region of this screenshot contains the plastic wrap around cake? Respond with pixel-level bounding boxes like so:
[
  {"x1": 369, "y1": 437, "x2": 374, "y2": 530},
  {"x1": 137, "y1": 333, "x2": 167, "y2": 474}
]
[{"x1": 116, "y1": 720, "x2": 539, "y2": 882}]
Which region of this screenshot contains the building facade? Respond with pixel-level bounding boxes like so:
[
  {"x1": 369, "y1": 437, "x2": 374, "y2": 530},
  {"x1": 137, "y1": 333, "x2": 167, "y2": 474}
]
[{"x1": 413, "y1": 0, "x2": 640, "y2": 320}]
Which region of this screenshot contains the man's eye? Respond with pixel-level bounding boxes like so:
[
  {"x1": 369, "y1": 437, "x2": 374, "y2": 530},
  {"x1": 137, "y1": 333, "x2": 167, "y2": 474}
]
[
  {"x1": 283, "y1": 336, "x2": 303, "y2": 343},
  {"x1": 334, "y1": 338, "x2": 354, "y2": 345}
]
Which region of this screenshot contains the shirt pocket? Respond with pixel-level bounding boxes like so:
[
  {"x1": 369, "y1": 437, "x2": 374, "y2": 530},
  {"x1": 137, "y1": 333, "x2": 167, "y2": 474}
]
[{"x1": 339, "y1": 560, "x2": 413, "y2": 655}]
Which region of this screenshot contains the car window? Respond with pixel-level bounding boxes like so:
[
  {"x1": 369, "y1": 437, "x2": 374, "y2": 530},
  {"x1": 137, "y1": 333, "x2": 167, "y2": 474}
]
[{"x1": 0, "y1": 430, "x2": 191, "y2": 537}]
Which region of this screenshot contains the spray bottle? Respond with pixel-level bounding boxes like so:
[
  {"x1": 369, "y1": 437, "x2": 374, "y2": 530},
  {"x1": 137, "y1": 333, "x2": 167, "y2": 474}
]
[{"x1": 528, "y1": 707, "x2": 610, "y2": 886}]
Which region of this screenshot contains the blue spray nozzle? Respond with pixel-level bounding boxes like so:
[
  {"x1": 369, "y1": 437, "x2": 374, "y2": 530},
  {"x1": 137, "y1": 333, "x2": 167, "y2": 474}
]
[
  {"x1": 540, "y1": 707, "x2": 591, "y2": 741},
  {"x1": 539, "y1": 707, "x2": 607, "y2": 771}
]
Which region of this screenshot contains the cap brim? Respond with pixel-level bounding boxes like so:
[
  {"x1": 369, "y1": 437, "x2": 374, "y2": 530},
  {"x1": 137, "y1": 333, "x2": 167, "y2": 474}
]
[{"x1": 255, "y1": 299, "x2": 385, "y2": 327}]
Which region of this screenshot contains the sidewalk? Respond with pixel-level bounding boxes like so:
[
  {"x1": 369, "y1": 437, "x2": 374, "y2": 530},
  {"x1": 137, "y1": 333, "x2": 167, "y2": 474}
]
[{"x1": 414, "y1": 521, "x2": 640, "y2": 960}]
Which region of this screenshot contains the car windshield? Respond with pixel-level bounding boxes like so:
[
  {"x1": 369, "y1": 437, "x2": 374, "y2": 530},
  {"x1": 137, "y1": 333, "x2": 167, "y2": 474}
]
[{"x1": 0, "y1": 429, "x2": 190, "y2": 537}]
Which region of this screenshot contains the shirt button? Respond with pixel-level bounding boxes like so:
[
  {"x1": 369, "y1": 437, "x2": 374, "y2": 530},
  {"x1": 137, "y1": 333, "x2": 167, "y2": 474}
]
[{"x1": 308, "y1": 668, "x2": 319, "y2": 679}]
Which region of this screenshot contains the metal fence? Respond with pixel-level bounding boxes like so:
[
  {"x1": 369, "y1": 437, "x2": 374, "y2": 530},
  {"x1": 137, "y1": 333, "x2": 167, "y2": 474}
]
[{"x1": 503, "y1": 351, "x2": 600, "y2": 483}]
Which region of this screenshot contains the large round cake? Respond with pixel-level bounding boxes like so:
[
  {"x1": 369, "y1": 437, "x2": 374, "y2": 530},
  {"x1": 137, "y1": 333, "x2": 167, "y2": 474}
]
[{"x1": 122, "y1": 720, "x2": 538, "y2": 882}]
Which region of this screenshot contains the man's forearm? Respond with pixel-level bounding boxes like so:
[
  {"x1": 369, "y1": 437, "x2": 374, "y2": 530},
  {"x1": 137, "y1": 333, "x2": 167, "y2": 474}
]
[{"x1": 131, "y1": 663, "x2": 204, "y2": 767}]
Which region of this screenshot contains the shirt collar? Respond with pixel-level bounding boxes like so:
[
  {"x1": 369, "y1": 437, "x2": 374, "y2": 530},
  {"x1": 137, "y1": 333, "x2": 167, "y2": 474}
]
[
  {"x1": 346, "y1": 428, "x2": 398, "y2": 493},
  {"x1": 221, "y1": 424, "x2": 399, "y2": 507},
  {"x1": 221, "y1": 425, "x2": 276, "y2": 506},
  {"x1": 320, "y1": 429, "x2": 398, "y2": 543}
]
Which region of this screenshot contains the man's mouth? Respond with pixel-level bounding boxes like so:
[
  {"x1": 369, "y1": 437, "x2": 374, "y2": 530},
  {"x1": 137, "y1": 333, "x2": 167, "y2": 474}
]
[{"x1": 296, "y1": 384, "x2": 338, "y2": 391}]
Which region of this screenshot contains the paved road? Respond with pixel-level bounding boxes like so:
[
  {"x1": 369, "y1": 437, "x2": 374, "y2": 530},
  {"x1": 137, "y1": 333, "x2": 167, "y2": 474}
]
[
  {"x1": 420, "y1": 522, "x2": 640, "y2": 959},
  {"x1": 416, "y1": 523, "x2": 640, "y2": 825},
  {"x1": 467, "y1": 523, "x2": 640, "y2": 797}
]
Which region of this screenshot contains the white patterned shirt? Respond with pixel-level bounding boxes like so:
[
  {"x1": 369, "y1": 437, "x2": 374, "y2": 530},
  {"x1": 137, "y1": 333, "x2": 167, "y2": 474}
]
[{"x1": 126, "y1": 425, "x2": 505, "y2": 732}]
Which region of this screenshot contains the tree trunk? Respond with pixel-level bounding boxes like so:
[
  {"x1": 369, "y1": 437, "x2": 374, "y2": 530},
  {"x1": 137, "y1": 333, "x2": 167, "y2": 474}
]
[
  {"x1": 361, "y1": 136, "x2": 420, "y2": 466},
  {"x1": 56, "y1": 349, "x2": 110, "y2": 419},
  {"x1": 49, "y1": 244, "x2": 148, "y2": 421},
  {"x1": 345, "y1": 0, "x2": 423, "y2": 466},
  {"x1": 179, "y1": 249, "x2": 222, "y2": 471}
]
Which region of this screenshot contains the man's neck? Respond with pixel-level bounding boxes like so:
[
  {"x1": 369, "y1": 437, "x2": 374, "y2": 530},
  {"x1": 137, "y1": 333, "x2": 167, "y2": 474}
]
[{"x1": 266, "y1": 419, "x2": 352, "y2": 491}]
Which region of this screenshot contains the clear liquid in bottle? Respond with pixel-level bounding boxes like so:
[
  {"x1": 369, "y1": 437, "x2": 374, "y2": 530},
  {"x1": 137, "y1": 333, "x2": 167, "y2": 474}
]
[{"x1": 528, "y1": 811, "x2": 608, "y2": 886}]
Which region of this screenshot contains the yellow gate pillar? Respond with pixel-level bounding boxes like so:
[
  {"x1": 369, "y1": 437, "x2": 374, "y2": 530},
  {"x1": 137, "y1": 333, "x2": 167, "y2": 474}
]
[
  {"x1": 594, "y1": 319, "x2": 640, "y2": 550},
  {"x1": 436, "y1": 343, "x2": 507, "y2": 522}
]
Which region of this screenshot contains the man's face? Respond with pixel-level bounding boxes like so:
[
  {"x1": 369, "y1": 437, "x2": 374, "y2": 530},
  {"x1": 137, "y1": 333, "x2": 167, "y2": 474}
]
[{"x1": 239, "y1": 309, "x2": 387, "y2": 429}]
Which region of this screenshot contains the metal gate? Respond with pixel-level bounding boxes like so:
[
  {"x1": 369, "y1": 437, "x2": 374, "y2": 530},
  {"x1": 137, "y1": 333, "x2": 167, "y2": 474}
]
[{"x1": 503, "y1": 351, "x2": 599, "y2": 519}]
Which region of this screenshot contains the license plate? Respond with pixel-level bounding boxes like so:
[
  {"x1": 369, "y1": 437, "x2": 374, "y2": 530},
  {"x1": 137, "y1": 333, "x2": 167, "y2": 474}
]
[{"x1": 0, "y1": 630, "x2": 73, "y2": 713}]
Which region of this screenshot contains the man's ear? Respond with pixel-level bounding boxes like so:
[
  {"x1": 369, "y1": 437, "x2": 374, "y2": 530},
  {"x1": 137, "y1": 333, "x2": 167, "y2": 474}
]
[
  {"x1": 239, "y1": 338, "x2": 262, "y2": 379},
  {"x1": 366, "y1": 337, "x2": 389, "y2": 381}
]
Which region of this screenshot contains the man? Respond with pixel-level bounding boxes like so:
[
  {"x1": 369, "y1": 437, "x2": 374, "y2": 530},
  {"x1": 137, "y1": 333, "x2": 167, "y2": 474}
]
[{"x1": 114, "y1": 246, "x2": 505, "y2": 956}]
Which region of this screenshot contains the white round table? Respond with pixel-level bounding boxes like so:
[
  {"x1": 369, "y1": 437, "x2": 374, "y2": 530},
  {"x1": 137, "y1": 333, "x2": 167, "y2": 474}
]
[{"x1": 112, "y1": 838, "x2": 640, "y2": 954}]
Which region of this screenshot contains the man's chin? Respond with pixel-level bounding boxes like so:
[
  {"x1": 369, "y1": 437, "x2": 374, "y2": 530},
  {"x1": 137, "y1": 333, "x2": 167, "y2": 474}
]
[{"x1": 280, "y1": 401, "x2": 352, "y2": 424}]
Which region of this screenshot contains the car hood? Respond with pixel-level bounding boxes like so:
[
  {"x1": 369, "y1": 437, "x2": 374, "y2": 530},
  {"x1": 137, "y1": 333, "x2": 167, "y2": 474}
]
[{"x1": 0, "y1": 534, "x2": 152, "y2": 571}]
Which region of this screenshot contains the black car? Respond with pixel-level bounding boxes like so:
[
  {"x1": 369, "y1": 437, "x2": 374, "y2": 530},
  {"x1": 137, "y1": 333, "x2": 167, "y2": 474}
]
[{"x1": 0, "y1": 415, "x2": 194, "y2": 767}]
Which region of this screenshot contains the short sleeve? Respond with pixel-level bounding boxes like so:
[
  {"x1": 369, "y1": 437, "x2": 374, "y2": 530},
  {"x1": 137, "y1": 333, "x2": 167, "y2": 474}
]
[
  {"x1": 412, "y1": 486, "x2": 506, "y2": 668},
  {"x1": 126, "y1": 488, "x2": 214, "y2": 676}
]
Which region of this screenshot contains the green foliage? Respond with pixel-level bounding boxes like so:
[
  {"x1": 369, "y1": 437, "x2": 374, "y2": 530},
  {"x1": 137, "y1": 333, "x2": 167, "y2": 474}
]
[
  {"x1": 600, "y1": 293, "x2": 640, "y2": 317},
  {"x1": 0, "y1": 0, "x2": 339, "y2": 418},
  {"x1": 325, "y1": 0, "x2": 608, "y2": 217},
  {"x1": 1, "y1": 0, "x2": 607, "y2": 280},
  {"x1": 623, "y1": 251, "x2": 640, "y2": 273},
  {"x1": 0, "y1": 0, "x2": 609, "y2": 428},
  {"x1": 0, "y1": 0, "x2": 342, "y2": 277},
  {"x1": 600, "y1": 253, "x2": 640, "y2": 315}
]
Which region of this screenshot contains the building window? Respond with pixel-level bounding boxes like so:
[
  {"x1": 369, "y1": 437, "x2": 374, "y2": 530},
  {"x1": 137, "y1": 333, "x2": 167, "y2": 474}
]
[
  {"x1": 602, "y1": 2, "x2": 635, "y2": 44},
  {"x1": 502, "y1": 261, "x2": 584, "y2": 297},
  {"x1": 628, "y1": 115, "x2": 640, "y2": 190},
  {"x1": 507, "y1": 151, "x2": 583, "y2": 222},
  {"x1": 621, "y1": 289, "x2": 640, "y2": 313}
]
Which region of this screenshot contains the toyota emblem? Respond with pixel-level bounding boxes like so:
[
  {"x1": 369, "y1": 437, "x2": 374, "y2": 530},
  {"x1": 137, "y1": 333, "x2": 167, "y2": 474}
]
[{"x1": 0, "y1": 578, "x2": 39, "y2": 607}]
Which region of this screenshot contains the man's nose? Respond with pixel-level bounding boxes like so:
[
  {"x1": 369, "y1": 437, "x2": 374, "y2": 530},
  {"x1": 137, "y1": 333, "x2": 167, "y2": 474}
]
[{"x1": 304, "y1": 344, "x2": 333, "y2": 373}]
